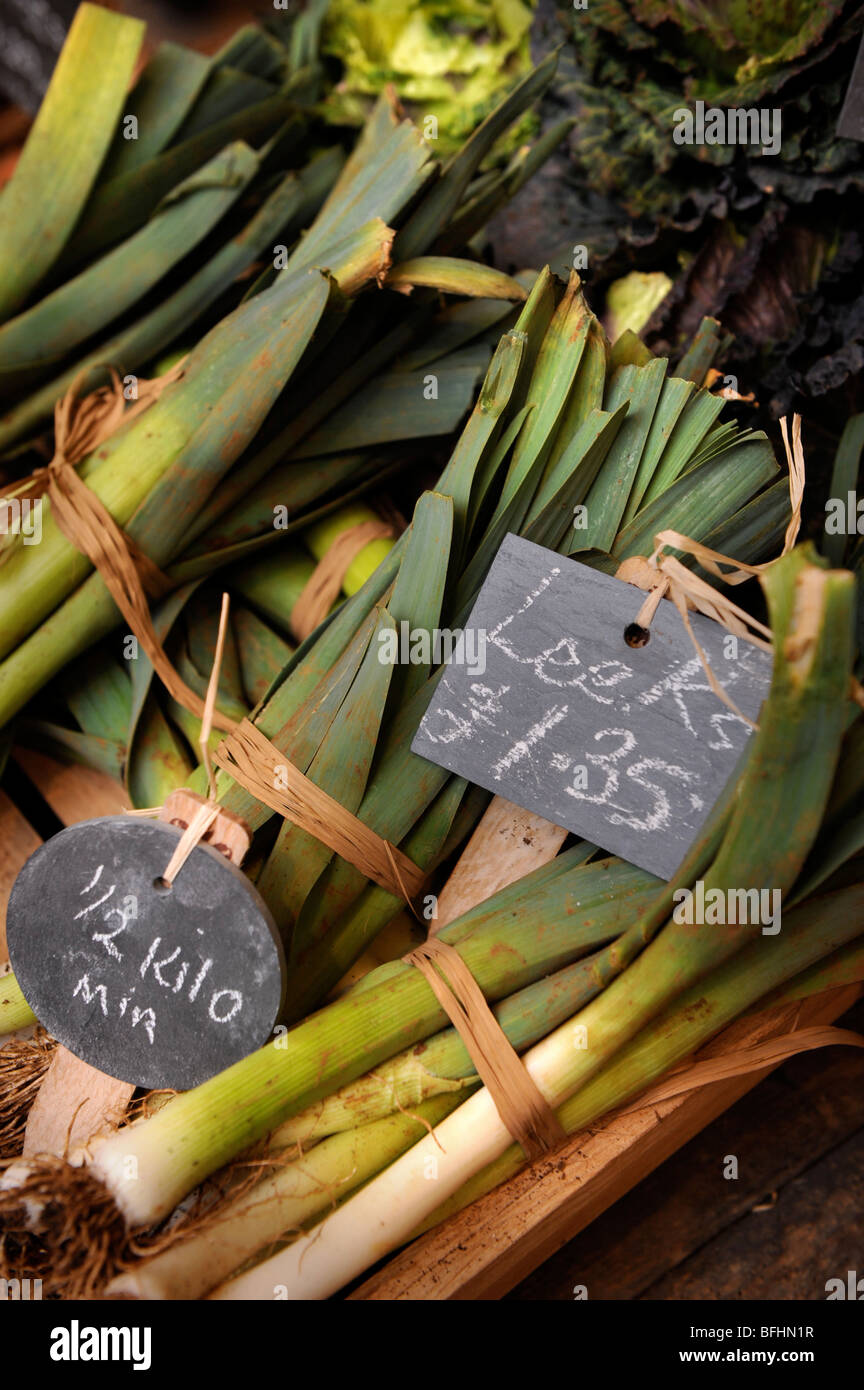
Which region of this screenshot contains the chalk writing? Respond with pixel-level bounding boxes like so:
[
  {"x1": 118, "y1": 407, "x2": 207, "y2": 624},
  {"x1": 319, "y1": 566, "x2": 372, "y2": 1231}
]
[
  {"x1": 413, "y1": 535, "x2": 772, "y2": 879},
  {"x1": 7, "y1": 816, "x2": 285, "y2": 1088}
]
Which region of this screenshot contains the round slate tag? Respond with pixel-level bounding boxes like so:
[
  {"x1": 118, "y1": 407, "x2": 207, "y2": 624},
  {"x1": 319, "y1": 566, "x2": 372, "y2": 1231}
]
[{"x1": 6, "y1": 816, "x2": 286, "y2": 1090}]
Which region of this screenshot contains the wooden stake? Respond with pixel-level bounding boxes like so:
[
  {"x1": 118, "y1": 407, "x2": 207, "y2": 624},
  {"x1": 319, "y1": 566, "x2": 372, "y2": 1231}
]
[
  {"x1": 23, "y1": 1047, "x2": 134, "y2": 1157},
  {"x1": 431, "y1": 796, "x2": 568, "y2": 932}
]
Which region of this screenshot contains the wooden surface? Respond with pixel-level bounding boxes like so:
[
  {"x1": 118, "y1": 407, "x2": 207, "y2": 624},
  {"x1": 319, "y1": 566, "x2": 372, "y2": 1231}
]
[
  {"x1": 432, "y1": 796, "x2": 567, "y2": 931},
  {"x1": 12, "y1": 748, "x2": 129, "y2": 824},
  {"x1": 0, "y1": 788, "x2": 41, "y2": 960},
  {"x1": 351, "y1": 982, "x2": 862, "y2": 1300},
  {"x1": 23, "y1": 1046, "x2": 134, "y2": 1157}
]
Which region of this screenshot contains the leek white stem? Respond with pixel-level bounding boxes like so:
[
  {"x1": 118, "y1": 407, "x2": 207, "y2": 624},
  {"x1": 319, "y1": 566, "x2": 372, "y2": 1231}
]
[
  {"x1": 107, "y1": 1097, "x2": 459, "y2": 1300},
  {"x1": 210, "y1": 1087, "x2": 509, "y2": 1300},
  {"x1": 211, "y1": 1001, "x2": 595, "y2": 1298}
]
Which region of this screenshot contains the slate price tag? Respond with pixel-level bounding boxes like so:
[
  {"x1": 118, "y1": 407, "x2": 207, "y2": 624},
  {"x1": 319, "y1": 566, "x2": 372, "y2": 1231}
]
[
  {"x1": 412, "y1": 534, "x2": 773, "y2": 879},
  {"x1": 6, "y1": 817, "x2": 286, "y2": 1090}
]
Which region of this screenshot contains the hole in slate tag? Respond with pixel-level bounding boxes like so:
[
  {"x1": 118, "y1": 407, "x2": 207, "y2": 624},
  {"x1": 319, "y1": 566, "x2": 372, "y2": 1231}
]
[
  {"x1": 624, "y1": 622, "x2": 651, "y2": 648},
  {"x1": 152, "y1": 876, "x2": 172, "y2": 893}
]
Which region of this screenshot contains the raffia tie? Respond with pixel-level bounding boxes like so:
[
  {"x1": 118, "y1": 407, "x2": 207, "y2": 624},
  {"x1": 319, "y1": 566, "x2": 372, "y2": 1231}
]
[
  {"x1": 161, "y1": 721, "x2": 426, "y2": 911},
  {"x1": 614, "y1": 414, "x2": 806, "y2": 728},
  {"x1": 0, "y1": 369, "x2": 420, "y2": 913},
  {"x1": 615, "y1": 1024, "x2": 864, "y2": 1120},
  {"x1": 119, "y1": 588, "x2": 425, "y2": 908},
  {"x1": 26, "y1": 376, "x2": 424, "y2": 903},
  {"x1": 1, "y1": 366, "x2": 175, "y2": 599},
  {"x1": 123, "y1": 593, "x2": 244, "y2": 882},
  {"x1": 290, "y1": 519, "x2": 396, "y2": 642},
  {"x1": 4, "y1": 365, "x2": 181, "y2": 492},
  {"x1": 214, "y1": 718, "x2": 426, "y2": 905},
  {"x1": 404, "y1": 938, "x2": 566, "y2": 1160},
  {"x1": 22, "y1": 367, "x2": 236, "y2": 734},
  {"x1": 160, "y1": 800, "x2": 222, "y2": 884}
]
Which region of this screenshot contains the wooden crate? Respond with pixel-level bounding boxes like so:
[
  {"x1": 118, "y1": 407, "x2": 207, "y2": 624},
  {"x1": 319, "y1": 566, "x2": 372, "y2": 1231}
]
[{"x1": 1, "y1": 753, "x2": 861, "y2": 1299}]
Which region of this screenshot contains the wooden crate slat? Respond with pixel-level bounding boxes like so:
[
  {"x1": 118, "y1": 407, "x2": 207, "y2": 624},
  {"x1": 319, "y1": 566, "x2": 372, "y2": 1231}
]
[
  {"x1": 0, "y1": 788, "x2": 41, "y2": 962},
  {"x1": 433, "y1": 798, "x2": 567, "y2": 932},
  {"x1": 13, "y1": 747, "x2": 129, "y2": 825},
  {"x1": 23, "y1": 1047, "x2": 135, "y2": 1157}
]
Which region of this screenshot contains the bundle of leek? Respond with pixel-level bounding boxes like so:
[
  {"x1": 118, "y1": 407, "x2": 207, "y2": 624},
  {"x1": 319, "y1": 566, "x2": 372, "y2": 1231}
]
[
  {"x1": 0, "y1": 8, "x2": 566, "y2": 728},
  {"x1": 108, "y1": 547, "x2": 864, "y2": 1299},
  {"x1": 1, "y1": 303, "x2": 836, "y2": 1294},
  {"x1": 3, "y1": 278, "x2": 792, "y2": 1016}
]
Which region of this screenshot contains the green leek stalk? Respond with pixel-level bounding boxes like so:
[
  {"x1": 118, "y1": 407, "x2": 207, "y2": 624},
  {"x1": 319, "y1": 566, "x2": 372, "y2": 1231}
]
[
  {"x1": 268, "y1": 935, "x2": 629, "y2": 1145},
  {"x1": 41, "y1": 497, "x2": 398, "y2": 808},
  {"x1": 217, "y1": 880, "x2": 864, "y2": 1298},
  {"x1": 0, "y1": 142, "x2": 258, "y2": 389},
  {"x1": 0, "y1": 150, "x2": 342, "y2": 454},
  {"x1": 0, "y1": 976, "x2": 35, "y2": 1034},
  {"x1": 0, "y1": 5, "x2": 144, "y2": 321},
  {"x1": 231, "y1": 554, "x2": 316, "y2": 635},
  {"x1": 259, "y1": 274, "x2": 788, "y2": 1014},
  {"x1": 155, "y1": 505, "x2": 396, "y2": 776},
  {"x1": 419, "y1": 887, "x2": 864, "y2": 1234},
  {"x1": 126, "y1": 701, "x2": 193, "y2": 808},
  {"x1": 0, "y1": 256, "x2": 331, "y2": 664},
  {"x1": 17, "y1": 645, "x2": 131, "y2": 784},
  {"x1": 233, "y1": 503, "x2": 397, "y2": 637},
  {"x1": 71, "y1": 854, "x2": 656, "y2": 1226},
  {"x1": 234, "y1": 606, "x2": 294, "y2": 705},
  {"x1": 305, "y1": 504, "x2": 396, "y2": 594},
  {"x1": 0, "y1": 67, "x2": 565, "y2": 729},
  {"x1": 199, "y1": 544, "x2": 856, "y2": 1297},
  {"x1": 0, "y1": 227, "x2": 396, "y2": 724}
]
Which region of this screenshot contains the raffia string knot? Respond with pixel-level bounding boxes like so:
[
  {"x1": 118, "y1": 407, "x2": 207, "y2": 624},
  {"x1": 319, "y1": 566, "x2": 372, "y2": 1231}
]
[
  {"x1": 213, "y1": 718, "x2": 426, "y2": 908},
  {"x1": 126, "y1": 587, "x2": 427, "y2": 911},
  {"x1": 9, "y1": 373, "x2": 419, "y2": 910},
  {"x1": 123, "y1": 594, "x2": 251, "y2": 883},
  {"x1": 43, "y1": 365, "x2": 184, "y2": 596},
  {"x1": 50, "y1": 363, "x2": 185, "y2": 472},
  {"x1": 614, "y1": 413, "x2": 806, "y2": 727},
  {"x1": 38, "y1": 365, "x2": 186, "y2": 600},
  {"x1": 14, "y1": 364, "x2": 239, "y2": 733},
  {"x1": 1, "y1": 366, "x2": 177, "y2": 586}
]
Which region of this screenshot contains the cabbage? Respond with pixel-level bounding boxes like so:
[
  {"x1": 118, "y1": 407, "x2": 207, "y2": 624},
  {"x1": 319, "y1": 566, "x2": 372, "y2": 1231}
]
[{"x1": 321, "y1": 0, "x2": 535, "y2": 152}]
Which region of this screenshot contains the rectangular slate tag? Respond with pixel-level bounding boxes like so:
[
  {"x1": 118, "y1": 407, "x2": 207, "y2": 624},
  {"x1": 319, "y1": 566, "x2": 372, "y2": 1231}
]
[{"x1": 411, "y1": 534, "x2": 773, "y2": 879}]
